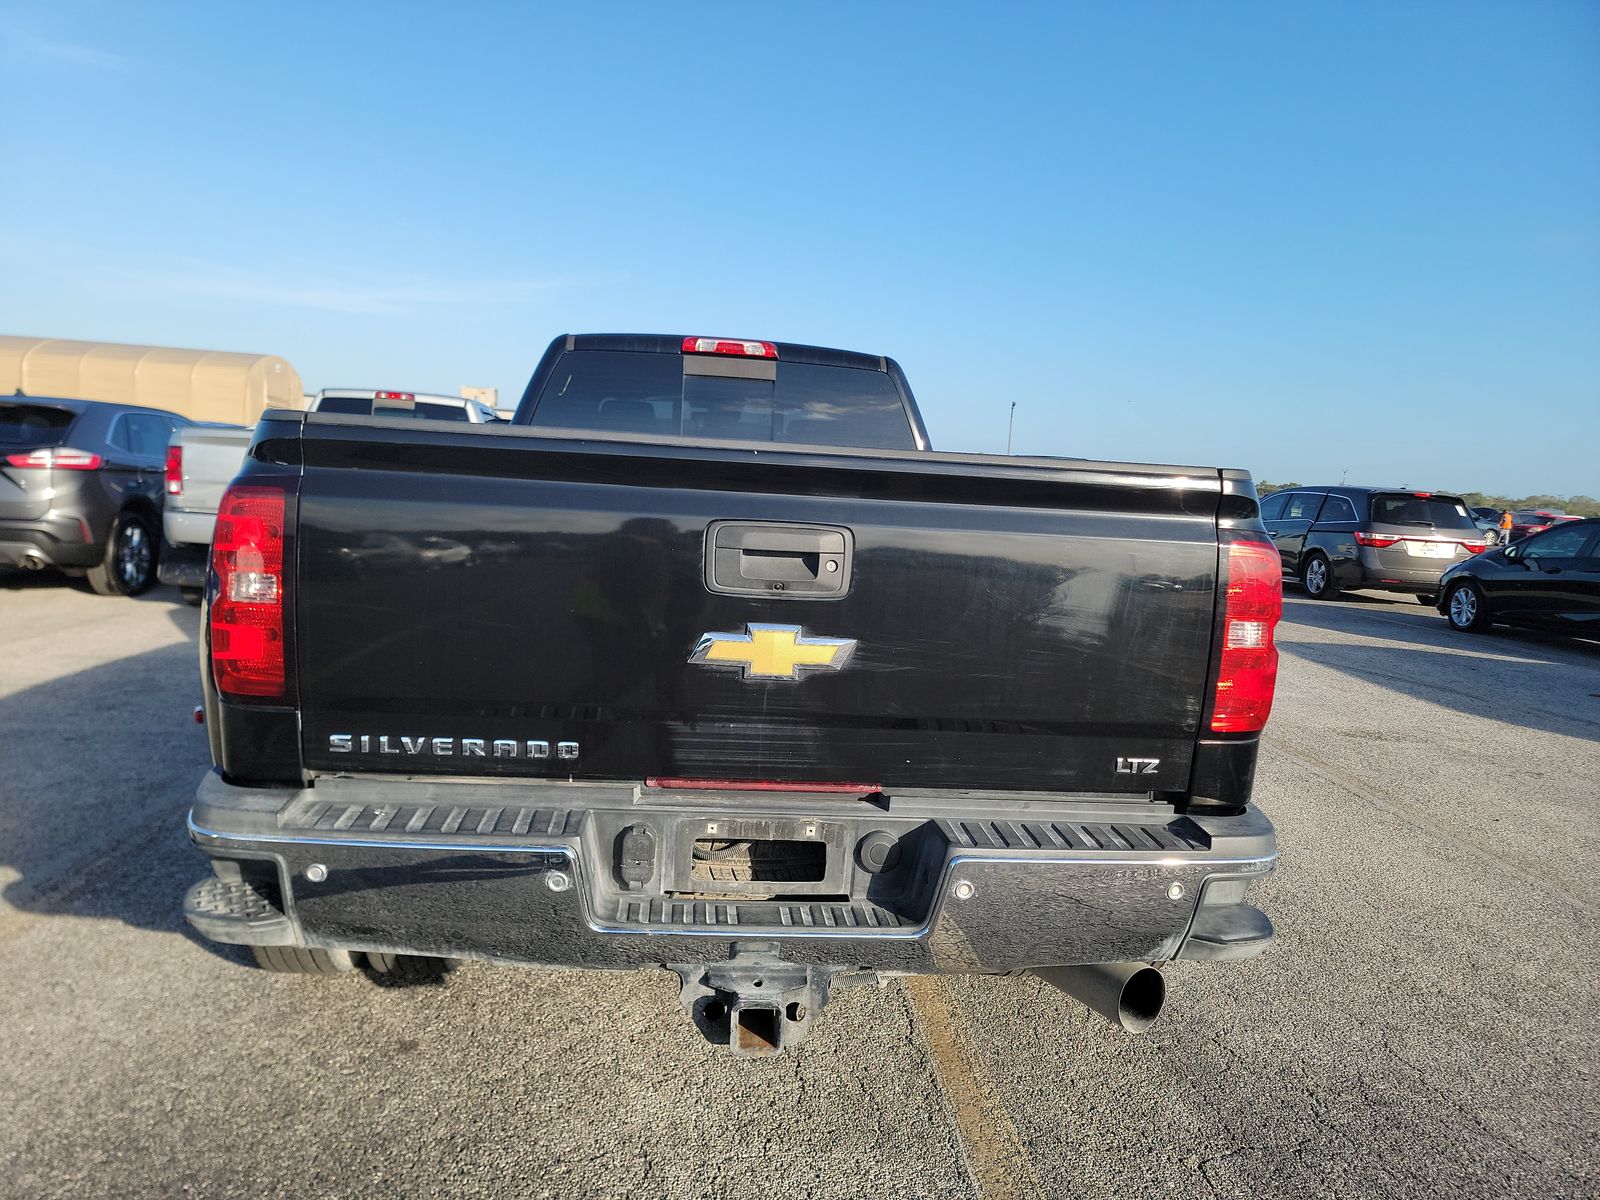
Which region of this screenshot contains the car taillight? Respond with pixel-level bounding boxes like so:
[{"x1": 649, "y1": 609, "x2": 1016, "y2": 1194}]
[
  {"x1": 210, "y1": 483, "x2": 291, "y2": 700},
  {"x1": 681, "y1": 336, "x2": 778, "y2": 358},
  {"x1": 4, "y1": 447, "x2": 103, "y2": 470},
  {"x1": 1354, "y1": 531, "x2": 1402, "y2": 548},
  {"x1": 165, "y1": 445, "x2": 183, "y2": 495},
  {"x1": 1460, "y1": 541, "x2": 1486, "y2": 554},
  {"x1": 374, "y1": 391, "x2": 414, "y2": 401},
  {"x1": 1210, "y1": 535, "x2": 1282, "y2": 734}
]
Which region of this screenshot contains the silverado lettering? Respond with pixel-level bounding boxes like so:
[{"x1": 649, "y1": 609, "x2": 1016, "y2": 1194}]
[{"x1": 328, "y1": 735, "x2": 580, "y2": 759}]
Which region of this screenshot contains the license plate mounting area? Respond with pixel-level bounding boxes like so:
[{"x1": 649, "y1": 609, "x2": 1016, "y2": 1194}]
[{"x1": 661, "y1": 815, "x2": 850, "y2": 899}]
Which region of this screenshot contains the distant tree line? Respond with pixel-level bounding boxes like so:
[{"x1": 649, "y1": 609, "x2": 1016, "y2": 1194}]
[{"x1": 1256, "y1": 482, "x2": 1599, "y2": 518}]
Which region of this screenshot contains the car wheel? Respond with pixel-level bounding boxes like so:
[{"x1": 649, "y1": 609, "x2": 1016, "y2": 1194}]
[
  {"x1": 180, "y1": 586, "x2": 204, "y2": 607},
  {"x1": 1416, "y1": 593, "x2": 1438, "y2": 606},
  {"x1": 250, "y1": 945, "x2": 359, "y2": 974},
  {"x1": 86, "y1": 510, "x2": 159, "y2": 597},
  {"x1": 1301, "y1": 554, "x2": 1337, "y2": 600},
  {"x1": 1446, "y1": 582, "x2": 1491, "y2": 633},
  {"x1": 362, "y1": 952, "x2": 456, "y2": 987}
]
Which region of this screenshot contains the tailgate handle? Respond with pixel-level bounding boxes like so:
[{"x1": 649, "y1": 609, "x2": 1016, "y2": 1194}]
[{"x1": 705, "y1": 522, "x2": 853, "y2": 598}]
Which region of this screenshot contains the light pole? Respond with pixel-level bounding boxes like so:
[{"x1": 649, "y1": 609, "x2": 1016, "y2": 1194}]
[{"x1": 1007, "y1": 402, "x2": 1016, "y2": 455}]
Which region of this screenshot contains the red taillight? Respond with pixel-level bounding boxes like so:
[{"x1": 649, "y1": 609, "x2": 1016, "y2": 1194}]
[
  {"x1": 645, "y1": 778, "x2": 880, "y2": 794},
  {"x1": 210, "y1": 484, "x2": 289, "y2": 699},
  {"x1": 1210, "y1": 536, "x2": 1281, "y2": 734},
  {"x1": 681, "y1": 336, "x2": 778, "y2": 359},
  {"x1": 165, "y1": 445, "x2": 183, "y2": 495},
  {"x1": 1354, "y1": 531, "x2": 1402, "y2": 548},
  {"x1": 1461, "y1": 542, "x2": 1486, "y2": 554},
  {"x1": 4, "y1": 447, "x2": 103, "y2": 470},
  {"x1": 374, "y1": 391, "x2": 414, "y2": 401}
]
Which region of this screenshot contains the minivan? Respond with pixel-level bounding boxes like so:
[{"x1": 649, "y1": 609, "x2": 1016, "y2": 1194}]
[{"x1": 1261, "y1": 486, "x2": 1486, "y2": 603}]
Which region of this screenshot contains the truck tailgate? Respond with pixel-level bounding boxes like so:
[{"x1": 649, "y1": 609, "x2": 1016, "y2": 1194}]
[
  {"x1": 173, "y1": 425, "x2": 253, "y2": 518},
  {"x1": 293, "y1": 420, "x2": 1222, "y2": 795}
]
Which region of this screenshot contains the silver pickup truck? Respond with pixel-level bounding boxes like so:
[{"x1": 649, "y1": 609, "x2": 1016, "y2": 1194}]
[{"x1": 160, "y1": 390, "x2": 500, "y2": 600}]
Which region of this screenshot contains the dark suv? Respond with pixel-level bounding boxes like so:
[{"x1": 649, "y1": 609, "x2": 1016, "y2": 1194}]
[
  {"x1": 1261, "y1": 486, "x2": 1487, "y2": 603},
  {"x1": 0, "y1": 395, "x2": 191, "y2": 595}
]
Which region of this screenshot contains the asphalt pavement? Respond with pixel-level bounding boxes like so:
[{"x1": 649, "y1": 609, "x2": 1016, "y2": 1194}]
[{"x1": 2, "y1": 571, "x2": 1595, "y2": 1199}]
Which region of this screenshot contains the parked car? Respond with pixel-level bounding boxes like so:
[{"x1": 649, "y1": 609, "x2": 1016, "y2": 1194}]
[
  {"x1": 1507, "y1": 509, "x2": 1580, "y2": 542},
  {"x1": 160, "y1": 423, "x2": 249, "y2": 603},
  {"x1": 161, "y1": 390, "x2": 499, "y2": 600},
  {"x1": 1468, "y1": 505, "x2": 1504, "y2": 545},
  {"x1": 1438, "y1": 518, "x2": 1600, "y2": 635},
  {"x1": 1260, "y1": 485, "x2": 1486, "y2": 603},
  {"x1": 181, "y1": 332, "x2": 1281, "y2": 1055},
  {"x1": 1, "y1": 395, "x2": 190, "y2": 595}
]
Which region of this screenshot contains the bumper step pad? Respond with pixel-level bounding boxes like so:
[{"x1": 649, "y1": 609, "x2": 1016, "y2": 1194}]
[
  {"x1": 609, "y1": 897, "x2": 904, "y2": 930},
  {"x1": 183, "y1": 876, "x2": 295, "y2": 947},
  {"x1": 938, "y1": 816, "x2": 1205, "y2": 853}
]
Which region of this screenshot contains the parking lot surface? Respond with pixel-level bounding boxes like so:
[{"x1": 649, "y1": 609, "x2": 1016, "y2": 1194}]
[{"x1": 2, "y1": 573, "x2": 1595, "y2": 1199}]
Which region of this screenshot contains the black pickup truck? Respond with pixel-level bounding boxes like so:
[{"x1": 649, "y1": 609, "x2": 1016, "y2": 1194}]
[{"x1": 184, "y1": 333, "x2": 1282, "y2": 1054}]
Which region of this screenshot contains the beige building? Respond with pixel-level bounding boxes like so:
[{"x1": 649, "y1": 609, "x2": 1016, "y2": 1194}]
[{"x1": 0, "y1": 335, "x2": 303, "y2": 425}]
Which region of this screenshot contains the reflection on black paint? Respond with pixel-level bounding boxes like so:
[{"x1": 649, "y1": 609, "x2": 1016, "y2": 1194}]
[{"x1": 295, "y1": 460, "x2": 1219, "y2": 790}]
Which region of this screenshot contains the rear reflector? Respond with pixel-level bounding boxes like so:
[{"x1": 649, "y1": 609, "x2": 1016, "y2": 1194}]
[
  {"x1": 646, "y1": 778, "x2": 880, "y2": 794},
  {"x1": 681, "y1": 337, "x2": 778, "y2": 359},
  {"x1": 1210, "y1": 536, "x2": 1281, "y2": 734},
  {"x1": 165, "y1": 445, "x2": 183, "y2": 495},
  {"x1": 1353, "y1": 531, "x2": 1402, "y2": 548},
  {"x1": 210, "y1": 484, "x2": 289, "y2": 699},
  {"x1": 4, "y1": 447, "x2": 103, "y2": 470}
]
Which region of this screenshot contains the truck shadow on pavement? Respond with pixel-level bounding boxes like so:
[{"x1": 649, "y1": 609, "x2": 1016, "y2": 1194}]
[
  {"x1": 0, "y1": 589, "x2": 243, "y2": 963},
  {"x1": 1283, "y1": 593, "x2": 1600, "y2": 660},
  {"x1": 1278, "y1": 602, "x2": 1600, "y2": 743}
]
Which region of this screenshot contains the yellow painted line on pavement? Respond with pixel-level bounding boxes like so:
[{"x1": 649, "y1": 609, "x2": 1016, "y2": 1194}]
[{"x1": 904, "y1": 975, "x2": 1044, "y2": 1200}]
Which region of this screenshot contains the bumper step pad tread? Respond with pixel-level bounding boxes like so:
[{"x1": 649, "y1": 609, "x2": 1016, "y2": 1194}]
[
  {"x1": 290, "y1": 799, "x2": 577, "y2": 839},
  {"x1": 609, "y1": 897, "x2": 904, "y2": 930},
  {"x1": 183, "y1": 876, "x2": 295, "y2": 947},
  {"x1": 937, "y1": 817, "x2": 1205, "y2": 853}
]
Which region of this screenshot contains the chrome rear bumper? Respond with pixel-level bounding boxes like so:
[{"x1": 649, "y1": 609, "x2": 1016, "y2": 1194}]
[{"x1": 185, "y1": 770, "x2": 1277, "y2": 973}]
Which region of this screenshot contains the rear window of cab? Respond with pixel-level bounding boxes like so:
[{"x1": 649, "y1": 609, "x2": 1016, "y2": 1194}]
[{"x1": 527, "y1": 350, "x2": 916, "y2": 450}]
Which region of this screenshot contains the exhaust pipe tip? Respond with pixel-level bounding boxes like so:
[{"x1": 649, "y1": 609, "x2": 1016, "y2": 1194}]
[
  {"x1": 1033, "y1": 962, "x2": 1166, "y2": 1033},
  {"x1": 18, "y1": 554, "x2": 46, "y2": 572}
]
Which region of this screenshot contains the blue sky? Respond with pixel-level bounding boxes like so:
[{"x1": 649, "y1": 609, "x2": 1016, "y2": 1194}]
[{"x1": 1, "y1": 1, "x2": 1595, "y2": 497}]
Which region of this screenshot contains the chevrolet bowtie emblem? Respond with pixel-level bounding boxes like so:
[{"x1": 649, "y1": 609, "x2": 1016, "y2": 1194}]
[{"x1": 689, "y1": 623, "x2": 857, "y2": 681}]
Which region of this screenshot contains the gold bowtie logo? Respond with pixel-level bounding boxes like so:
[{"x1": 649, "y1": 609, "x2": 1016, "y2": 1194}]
[{"x1": 689, "y1": 623, "x2": 857, "y2": 681}]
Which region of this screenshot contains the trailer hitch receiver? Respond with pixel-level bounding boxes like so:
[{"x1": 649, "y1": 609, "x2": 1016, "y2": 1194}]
[{"x1": 672, "y1": 944, "x2": 842, "y2": 1055}]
